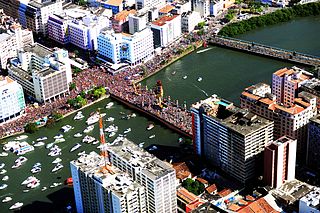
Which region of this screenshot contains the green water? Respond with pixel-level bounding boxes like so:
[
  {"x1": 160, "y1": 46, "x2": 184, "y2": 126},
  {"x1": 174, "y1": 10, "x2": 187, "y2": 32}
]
[{"x1": 0, "y1": 15, "x2": 319, "y2": 212}]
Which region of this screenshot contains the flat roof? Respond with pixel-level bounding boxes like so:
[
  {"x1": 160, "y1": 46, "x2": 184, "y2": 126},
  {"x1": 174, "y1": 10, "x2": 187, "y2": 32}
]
[
  {"x1": 23, "y1": 43, "x2": 52, "y2": 58},
  {"x1": 113, "y1": 9, "x2": 136, "y2": 22},
  {"x1": 105, "y1": 0, "x2": 123, "y2": 6},
  {"x1": 159, "y1": 5, "x2": 175, "y2": 13},
  {"x1": 152, "y1": 15, "x2": 179, "y2": 26},
  {"x1": 0, "y1": 76, "x2": 14, "y2": 87}
]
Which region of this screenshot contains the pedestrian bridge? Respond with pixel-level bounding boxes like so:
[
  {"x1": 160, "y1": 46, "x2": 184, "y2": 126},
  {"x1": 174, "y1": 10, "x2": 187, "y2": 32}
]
[{"x1": 208, "y1": 36, "x2": 320, "y2": 67}]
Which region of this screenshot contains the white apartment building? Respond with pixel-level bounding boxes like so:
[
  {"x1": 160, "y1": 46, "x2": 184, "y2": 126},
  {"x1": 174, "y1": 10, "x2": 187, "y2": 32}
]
[
  {"x1": 272, "y1": 67, "x2": 312, "y2": 107},
  {"x1": 0, "y1": 23, "x2": 34, "y2": 69},
  {"x1": 210, "y1": 0, "x2": 224, "y2": 16},
  {"x1": 128, "y1": 12, "x2": 147, "y2": 34},
  {"x1": 181, "y1": 11, "x2": 202, "y2": 33},
  {"x1": 135, "y1": 0, "x2": 166, "y2": 10},
  {"x1": 171, "y1": 0, "x2": 192, "y2": 15},
  {"x1": 47, "y1": 14, "x2": 71, "y2": 44},
  {"x1": 105, "y1": 138, "x2": 177, "y2": 213},
  {"x1": 191, "y1": 95, "x2": 274, "y2": 184},
  {"x1": 7, "y1": 43, "x2": 71, "y2": 103},
  {"x1": 193, "y1": 0, "x2": 210, "y2": 17},
  {"x1": 0, "y1": 76, "x2": 26, "y2": 123},
  {"x1": 299, "y1": 187, "x2": 320, "y2": 213},
  {"x1": 97, "y1": 28, "x2": 154, "y2": 66},
  {"x1": 70, "y1": 151, "x2": 146, "y2": 213},
  {"x1": 150, "y1": 15, "x2": 181, "y2": 48}
]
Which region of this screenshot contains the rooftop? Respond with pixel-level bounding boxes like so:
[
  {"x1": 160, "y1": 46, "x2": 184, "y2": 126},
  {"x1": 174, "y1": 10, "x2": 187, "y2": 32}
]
[
  {"x1": 0, "y1": 76, "x2": 14, "y2": 87},
  {"x1": 177, "y1": 187, "x2": 199, "y2": 204},
  {"x1": 310, "y1": 115, "x2": 320, "y2": 125},
  {"x1": 301, "y1": 78, "x2": 320, "y2": 95},
  {"x1": 105, "y1": 138, "x2": 175, "y2": 180},
  {"x1": 23, "y1": 43, "x2": 52, "y2": 58},
  {"x1": 113, "y1": 9, "x2": 136, "y2": 22},
  {"x1": 172, "y1": 162, "x2": 192, "y2": 180},
  {"x1": 104, "y1": 0, "x2": 123, "y2": 6},
  {"x1": 273, "y1": 67, "x2": 312, "y2": 84},
  {"x1": 151, "y1": 15, "x2": 179, "y2": 26},
  {"x1": 159, "y1": 5, "x2": 175, "y2": 14},
  {"x1": 300, "y1": 187, "x2": 320, "y2": 209},
  {"x1": 192, "y1": 94, "x2": 273, "y2": 135}
]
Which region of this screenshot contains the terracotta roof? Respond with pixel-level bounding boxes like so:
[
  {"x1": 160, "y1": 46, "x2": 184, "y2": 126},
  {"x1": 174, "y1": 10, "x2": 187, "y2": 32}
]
[
  {"x1": 260, "y1": 98, "x2": 275, "y2": 105},
  {"x1": 275, "y1": 104, "x2": 305, "y2": 115},
  {"x1": 205, "y1": 184, "x2": 217, "y2": 194},
  {"x1": 218, "y1": 188, "x2": 232, "y2": 197},
  {"x1": 294, "y1": 98, "x2": 311, "y2": 108},
  {"x1": 186, "y1": 200, "x2": 205, "y2": 211},
  {"x1": 172, "y1": 162, "x2": 192, "y2": 180},
  {"x1": 245, "y1": 195, "x2": 255, "y2": 202},
  {"x1": 228, "y1": 203, "x2": 241, "y2": 211},
  {"x1": 237, "y1": 197, "x2": 280, "y2": 213},
  {"x1": 241, "y1": 91, "x2": 260, "y2": 101},
  {"x1": 196, "y1": 177, "x2": 208, "y2": 185},
  {"x1": 273, "y1": 67, "x2": 294, "y2": 77},
  {"x1": 105, "y1": 0, "x2": 123, "y2": 6},
  {"x1": 114, "y1": 9, "x2": 136, "y2": 22},
  {"x1": 151, "y1": 15, "x2": 179, "y2": 26},
  {"x1": 159, "y1": 5, "x2": 175, "y2": 13},
  {"x1": 177, "y1": 187, "x2": 199, "y2": 204}
]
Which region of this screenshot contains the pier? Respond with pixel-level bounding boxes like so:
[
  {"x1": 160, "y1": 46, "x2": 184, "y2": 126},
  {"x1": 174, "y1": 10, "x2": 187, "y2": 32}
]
[{"x1": 209, "y1": 36, "x2": 320, "y2": 67}]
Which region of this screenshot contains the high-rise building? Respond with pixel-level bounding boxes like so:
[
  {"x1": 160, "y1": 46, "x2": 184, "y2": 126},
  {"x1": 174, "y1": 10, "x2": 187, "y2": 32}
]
[
  {"x1": 193, "y1": 0, "x2": 210, "y2": 17},
  {"x1": 272, "y1": 67, "x2": 312, "y2": 107},
  {"x1": 307, "y1": 115, "x2": 320, "y2": 171},
  {"x1": 70, "y1": 151, "x2": 147, "y2": 213},
  {"x1": 135, "y1": 0, "x2": 165, "y2": 10},
  {"x1": 301, "y1": 78, "x2": 320, "y2": 110},
  {"x1": 181, "y1": 11, "x2": 202, "y2": 33},
  {"x1": 0, "y1": 76, "x2": 25, "y2": 123},
  {"x1": 191, "y1": 94, "x2": 274, "y2": 184},
  {"x1": 128, "y1": 12, "x2": 147, "y2": 34},
  {"x1": 7, "y1": 43, "x2": 72, "y2": 102},
  {"x1": 105, "y1": 138, "x2": 177, "y2": 213},
  {"x1": 264, "y1": 136, "x2": 297, "y2": 188},
  {"x1": 0, "y1": 0, "x2": 20, "y2": 19},
  {"x1": 112, "y1": 9, "x2": 136, "y2": 33}
]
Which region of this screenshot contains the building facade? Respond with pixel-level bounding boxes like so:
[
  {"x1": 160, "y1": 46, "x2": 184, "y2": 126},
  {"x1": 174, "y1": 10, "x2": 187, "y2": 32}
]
[
  {"x1": 70, "y1": 151, "x2": 147, "y2": 213},
  {"x1": 210, "y1": 0, "x2": 224, "y2": 16},
  {"x1": 191, "y1": 95, "x2": 274, "y2": 184},
  {"x1": 0, "y1": 76, "x2": 25, "y2": 123},
  {"x1": 193, "y1": 0, "x2": 210, "y2": 17},
  {"x1": 264, "y1": 136, "x2": 297, "y2": 188},
  {"x1": 100, "y1": 0, "x2": 123, "y2": 14},
  {"x1": 105, "y1": 138, "x2": 177, "y2": 213},
  {"x1": 181, "y1": 11, "x2": 202, "y2": 33},
  {"x1": 7, "y1": 43, "x2": 71, "y2": 102},
  {"x1": 135, "y1": 0, "x2": 166, "y2": 10},
  {"x1": 47, "y1": 14, "x2": 70, "y2": 45},
  {"x1": 112, "y1": 9, "x2": 136, "y2": 33},
  {"x1": 128, "y1": 12, "x2": 147, "y2": 34},
  {"x1": 299, "y1": 187, "x2": 320, "y2": 213},
  {"x1": 307, "y1": 116, "x2": 320, "y2": 171}
]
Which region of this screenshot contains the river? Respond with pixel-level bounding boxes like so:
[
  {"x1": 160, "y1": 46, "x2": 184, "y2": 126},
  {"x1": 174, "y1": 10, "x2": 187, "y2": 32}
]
[{"x1": 0, "y1": 15, "x2": 319, "y2": 212}]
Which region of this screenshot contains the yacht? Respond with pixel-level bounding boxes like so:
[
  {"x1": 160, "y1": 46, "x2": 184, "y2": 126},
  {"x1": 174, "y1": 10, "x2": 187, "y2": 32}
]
[
  {"x1": 139, "y1": 142, "x2": 145, "y2": 148},
  {"x1": 70, "y1": 143, "x2": 81, "y2": 152},
  {"x1": 130, "y1": 113, "x2": 136, "y2": 118},
  {"x1": 15, "y1": 143, "x2": 34, "y2": 156},
  {"x1": 83, "y1": 125, "x2": 94, "y2": 133},
  {"x1": 34, "y1": 141, "x2": 45, "y2": 147},
  {"x1": 123, "y1": 128, "x2": 131, "y2": 134},
  {"x1": 92, "y1": 140, "x2": 99, "y2": 145},
  {"x1": 46, "y1": 143, "x2": 54, "y2": 149},
  {"x1": 21, "y1": 176, "x2": 37, "y2": 185},
  {"x1": 0, "y1": 152, "x2": 8, "y2": 157},
  {"x1": 23, "y1": 189, "x2": 29, "y2": 193},
  {"x1": 15, "y1": 156, "x2": 27, "y2": 164},
  {"x1": 54, "y1": 138, "x2": 65, "y2": 143},
  {"x1": 0, "y1": 169, "x2": 7, "y2": 174},
  {"x1": 74, "y1": 111, "x2": 84, "y2": 120},
  {"x1": 86, "y1": 113, "x2": 106, "y2": 125},
  {"x1": 12, "y1": 161, "x2": 22, "y2": 169},
  {"x1": 183, "y1": 76, "x2": 188, "y2": 79},
  {"x1": 31, "y1": 167, "x2": 41, "y2": 174},
  {"x1": 50, "y1": 182, "x2": 62, "y2": 188},
  {"x1": 105, "y1": 102, "x2": 114, "y2": 109},
  {"x1": 82, "y1": 135, "x2": 96, "y2": 143},
  {"x1": 0, "y1": 163, "x2": 5, "y2": 169},
  {"x1": 149, "y1": 135, "x2": 156, "y2": 139},
  {"x1": 2, "y1": 175, "x2": 9, "y2": 181},
  {"x1": 74, "y1": 133, "x2": 83, "y2": 138},
  {"x1": 197, "y1": 77, "x2": 202, "y2": 82},
  {"x1": 27, "y1": 179, "x2": 40, "y2": 189},
  {"x1": 149, "y1": 145, "x2": 158, "y2": 151},
  {"x1": 36, "y1": 137, "x2": 48, "y2": 141},
  {"x1": 41, "y1": 186, "x2": 47, "y2": 191},
  {"x1": 77, "y1": 151, "x2": 85, "y2": 156},
  {"x1": 9, "y1": 202, "x2": 23, "y2": 210},
  {"x1": 106, "y1": 117, "x2": 115, "y2": 122},
  {"x1": 53, "y1": 134, "x2": 63, "y2": 139},
  {"x1": 33, "y1": 162, "x2": 41, "y2": 168},
  {"x1": 2, "y1": 196, "x2": 12, "y2": 203},
  {"x1": 52, "y1": 158, "x2": 62, "y2": 164},
  {"x1": 60, "y1": 125, "x2": 73, "y2": 133},
  {"x1": 48, "y1": 150, "x2": 61, "y2": 157},
  {"x1": 147, "y1": 124, "x2": 154, "y2": 131},
  {"x1": 0, "y1": 183, "x2": 8, "y2": 189},
  {"x1": 51, "y1": 163, "x2": 63, "y2": 173},
  {"x1": 15, "y1": 135, "x2": 28, "y2": 140},
  {"x1": 104, "y1": 124, "x2": 118, "y2": 133},
  {"x1": 109, "y1": 132, "x2": 116, "y2": 138}
]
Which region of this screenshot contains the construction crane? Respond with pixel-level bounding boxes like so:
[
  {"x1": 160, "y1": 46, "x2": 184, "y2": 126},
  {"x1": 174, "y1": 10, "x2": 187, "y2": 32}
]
[{"x1": 154, "y1": 80, "x2": 164, "y2": 108}]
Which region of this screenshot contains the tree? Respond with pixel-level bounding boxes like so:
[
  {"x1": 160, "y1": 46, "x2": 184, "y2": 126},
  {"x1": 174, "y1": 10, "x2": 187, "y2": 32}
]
[
  {"x1": 182, "y1": 178, "x2": 205, "y2": 195},
  {"x1": 73, "y1": 67, "x2": 82, "y2": 74},
  {"x1": 25, "y1": 123, "x2": 38, "y2": 133},
  {"x1": 69, "y1": 82, "x2": 76, "y2": 90},
  {"x1": 74, "y1": 50, "x2": 79, "y2": 57},
  {"x1": 52, "y1": 112, "x2": 63, "y2": 120}
]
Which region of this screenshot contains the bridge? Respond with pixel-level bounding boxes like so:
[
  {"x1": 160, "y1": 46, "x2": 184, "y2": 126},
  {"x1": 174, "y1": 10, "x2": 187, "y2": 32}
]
[{"x1": 209, "y1": 36, "x2": 320, "y2": 67}]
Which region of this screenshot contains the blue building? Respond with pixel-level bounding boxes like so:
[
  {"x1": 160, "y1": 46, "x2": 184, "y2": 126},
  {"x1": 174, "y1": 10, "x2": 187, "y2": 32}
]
[{"x1": 101, "y1": 0, "x2": 123, "y2": 15}]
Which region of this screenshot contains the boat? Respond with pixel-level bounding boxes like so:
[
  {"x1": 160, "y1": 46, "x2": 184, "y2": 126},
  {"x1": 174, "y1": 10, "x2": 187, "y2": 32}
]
[
  {"x1": 52, "y1": 158, "x2": 62, "y2": 164},
  {"x1": 139, "y1": 142, "x2": 145, "y2": 148},
  {"x1": 41, "y1": 186, "x2": 47, "y2": 191},
  {"x1": 82, "y1": 135, "x2": 96, "y2": 143},
  {"x1": 104, "y1": 124, "x2": 118, "y2": 133},
  {"x1": 77, "y1": 151, "x2": 85, "y2": 156},
  {"x1": 0, "y1": 163, "x2": 5, "y2": 169},
  {"x1": 21, "y1": 176, "x2": 37, "y2": 185},
  {"x1": 15, "y1": 156, "x2": 27, "y2": 164},
  {"x1": 50, "y1": 182, "x2": 62, "y2": 188},
  {"x1": 15, "y1": 135, "x2": 28, "y2": 140},
  {"x1": 9, "y1": 202, "x2": 23, "y2": 210},
  {"x1": 149, "y1": 145, "x2": 158, "y2": 151},
  {"x1": 0, "y1": 169, "x2": 7, "y2": 174},
  {"x1": 31, "y1": 167, "x2": 41, "y2": 174},
  {"x1": 74, "y1": 111, "x2": 84, "y2": 120},
  {"x1": 23, "y1": 189, "x2": 29, "y2": 193},
  {"x1": 2, "y1": 196, "x2": 12, "y2": 203},
  {"x1": 149, "y1": 135, "x2": 156, "y2": 139},
  {"x1": 147, "y1": 124, "x2": 154, "y2": 131},
  {"x1": 27, "y1": 179, "x2": 40, "y2": 188},
  {"x1": 0, "y1": 152, "x2": 8, "y2": 157},
  {"x1": 74, "y1": 133, "x2": 83, "y2": 138},
  {"x1": 51, "y1": 163, "x2": 63, "y2": 173},
  {"x1": 11, "y1": 161, "x2": 22, "y2": 169},
  {"x1": 83, "y1": 125, "x2": 94, "y2": 133},
  {"x1": 172, "y1": 71, "x2": 176, "y2": 75},
  {"x1": 92, "y1": 140, "x2": 99, "y2": 145},
  {"x1": 105, "y1": 102, "x2": 114, "y2": 109},
  {"x1": 183, "y1": 76, "x2": 187, "y2": 79},
  {"x1": 46, "y1": 143, "x2": 54, "y2": 149},
  {"x1": 33, "y1": 163, "x2": 41, "y2": 168},
  {"x1": 15, "y1": 143, "x2": 34, "y2": 155},
  {"x1": 0, "y1": 183, "x2": 8, "y2": 189},
  {"x1": 197, "y1": 77, "x2": 202, "y2": 82},
  {"x1": 106, "y1": 117, "x2": 115, "y2": 122},
  {"x1": 36, "y1": 137, "x2": 47, "y2": 141},
  {"x1": 109, "y1": 132, "x2": 116, "y2": 138},
  {"x1": 48, "y1": 150, "x2": 61, "y2": 157},
  {"x1": 2, "y1": 175, "x2": 9, "y2": 181},
  {"x1": 86, "y1": 113, "x2": 106, "y2": 125},
  {"x1": 54, "y1": 138, "x2": 65, "y2": 143},
  {"x1": 178, "y1": 137, "x2": 184, "y2": 143},
  {"x1": 65, "y1": 177, "x2": 73, "y2": 186},
  {"x1": 70, "y1": 143, "x2": 81, "y2": 152},
  {"x1": 34, "y1": 141, "x2": 45, "y2": 147},
  {"x1": 54, "y1": 134, "x2": 63, "y2": 139},
  {"x1": 196, "y1": 47, "x2": 213, "y2": 54},
  {"x1": 61, "y1": 125, "x2": 73, "y2": 133},
  {"x1": 124, "y1": 128, "x2": 131, "y2": 134},
  {"x1": 130, "y1": 113, "x2": 136, "y2": 118}
]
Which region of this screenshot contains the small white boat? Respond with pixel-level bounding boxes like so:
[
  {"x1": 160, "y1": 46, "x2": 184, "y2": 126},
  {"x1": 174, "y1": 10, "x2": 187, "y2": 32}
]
[
  {"x1": 21, "y1": 176, "x2": 37, "y2": 185},
  {"x1": 74, "y1": 133, "x2": 83, "y2": 138},
  {"x1": 15, "y1": 156, "x2": 27, "y2": 164},
  {"x1": 2, "y1": 196, "x2": 12, "y2": 203},
  {"x1": 31, "y1": 167, "x2": 41, "y2": 174},
  {"x1": 52, "y1": 158, "x2": 62, "y2": 164},
  {"x1": 51, "y1": 163, "x2": 63, "y2": 173},
  {"x1": 70, "y1": 143, "x2": 81, "y2": 152},
  {"x1": 104, "y1": 124, "x2": 118, "y2": 133},
  {"x1": 149, "y1": 145, "x2": 158, "y2": 151},
  {"x1": 0, "y1": 163, "x2": 5, "y2": 169},
  {"x1": 0, "y1": 183, "x2": 8, "y2": 189},
  {"x1": 0, "y1": 169, "x2": 7, "y2": 174},
  {"x1": 54, "y1": 138, "x2": 65, "y2": 143},
  {"x1": 46, "y1": 143, "x2": 54, "y2": 149},
  {"x1": 147, "y1": 124, "x2": 154, "y2": 131},
  {"x1": 34, "y1": 141, "x2": 45, "y2": 147},
  {"x1": 33, "y1": 162, "x2": 41, "y2": 168},
  {"x1": 74, "y1": 111, "x2": 84, "y2": 120},
  {"x1": 105, "y1": 102, "x2": 114, "y2": 109},
  {"x1": 183, "y1": 76, "x2": 187, "y2": 79},
  {"x1": 124, "y1": 128, "x2": 131, "y2": 134},
  {"x1": 178, "y1": 137, "x2": 184, "y2": 143},
  {"x1": 86, "y1": 113, "x2": 106, "y2": 125},
  {"x1": 109, "y1": 132, "x2": 116, "y2": 138},
  {"x1": 23, "y1": 189, "x2": 29, "y2": 193},
  {"x1": 149, "y1": 135, "x2": 156, "y2": 139},
  {"x1": 50, "y1": 182, "x2": 62, "y2": 188},
  {"x1": 139, "y1": 142, "x2": 145, "y2": 148},
  {"x1": 0, "y1": 152, "x2": 8, "y2": 157},
  {"x1": 27, "y1": 179, "x2": 40, "y2": 189},
  {"x1": 12, "y1": 161, "x2": 22, "y2": 169},
  {"x1": 54, "y1": 134, "x2": 63, "y2": 139},
  {"x1": 130, "y1": 113, "x2": 136, "y2": 118},
  {"x1": 48, "y1": 150, "x2": 61, "y2": 157},
  {"x1": 106, "y1": 117, "x2": 115, "y2": 122},
  {"x1": 36, "y1": 137, "x2": 47, "y2": 141},
  {"x1": 2, "y1": 175, "x2": 9, "y2": 181},
  {"x1": 15, "y1": 135, "x2": 28, "y2": 140},
  {"x1": 60, "y1": 125, "x2": 73, "y2": 133},
  {"x1": 41, "y1": 186, "x2": 47, "y2": 191},
  {"x1": 83, "y1": 125, "x2": 94, "y2": 133},
  {"x1": 77, "y1": 151, "x2": 85, "y2": 156},
  {"x1": 92, "y1": 140, "x2": 99, "y2": 145},
  {"x1": 9, "y1": 202, "x2": 23, "y2": 210},
  {"x1": 197, "y1": 77, "x2": 202, "y2": 82},
  {"x1": 172, "y1": 71, "x2": 176, "y2": 75},
  {"x1": 82, "y1": 135, "x2": 96, "y2": 143}
]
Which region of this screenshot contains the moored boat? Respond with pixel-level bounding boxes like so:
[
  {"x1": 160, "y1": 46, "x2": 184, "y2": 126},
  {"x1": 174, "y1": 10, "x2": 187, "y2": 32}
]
[
  {"x1": 86, "y1": 113, "x2": 106, "y2": 125},
  {"x1": 15, "y1": 135, "x2": 28, "y2": 140},
  {"x1": 9, "y1": 202, "x2": 23, "y2": 210},
  {"x1": 34, "y1": 141, "x2": 45, "y2": 147},
  {"x1": 149, "y1": 135, "x2": 156, "y2": 139},
  {"x1": 0, "y1": 169, "x2": 7, "y2": 174},
  {"x1": 60, "y1": 125, "x2": 73, "y2": 133},
  {"x1": 2, "y1": 196, "x2": 12, "y2": 203},
  {"x1": 52, "y1": 157, "x2": 62, "y2": 164},
  {"x1": 51, "y1": 163, "x2": 63, "y2": 173},
  {"x1": 0, "y1": 152, "x2": 8, "y2": 157},
  {"x1": 83, "y1": 125, "x2": 94, "y2": 133},
  {"x1": 124, "y1": 128, "x2": 131, "y2": 134},
  {"x1": 74, "y1": 133, "x2": 83, "y2": 138},
  {"x1": 0, "y1": 183, "x2": 8, "y2": 189},
  {"x1": 74, "y1": 111, "x2": 84, "y2": 120},
  {"x1": 105, "y1": 102, "x2": 114, "y2": 109},
  {"x1": 2, "y1": 175, "x2": 9, "y2": 181},
  {"x1": 0, "y1": 163, "x2": 5, "y2": 169},
  {"x1": 36, "y1": 137, "x2": 48, "y2": 141},
  {"x1": 82, "y1": 135, "x2": 96, "y2": 143},
  {"x1": 70, "y1": 143, "x2": 81, "y2": 152},
  {"x1": 147, "y1": 124, "x2": 154, "y2": 131}
]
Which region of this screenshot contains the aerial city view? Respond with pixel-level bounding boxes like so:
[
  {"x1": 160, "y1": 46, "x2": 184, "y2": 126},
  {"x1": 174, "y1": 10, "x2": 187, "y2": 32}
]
[{"x1": 0, "y1": 0, "x2": 320, "y2": 212}]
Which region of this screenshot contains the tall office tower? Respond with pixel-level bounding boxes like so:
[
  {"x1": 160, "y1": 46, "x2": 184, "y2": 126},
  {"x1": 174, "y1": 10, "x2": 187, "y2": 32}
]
[
  {"x1": 264, "y1": 136, "x2": 297, "y2": 188},
  {"x1": 0, "y1": 76, "x2": 26, "y2": 123},
  {"x1": 307, "y1": 115, "x2": 320, "y2": 171},
  {"x1": 105, "y1": 138, "x2": 177, "y2": 213},
  {"x1": 272, "y1": 67, "x2": 312, "y2": 107},
  {"x1": 191, "y1": 94, "x2": 274, "y2": 184},
  {"x1": 70, "y1": 151, "x2": 147, "y2": 213}
]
